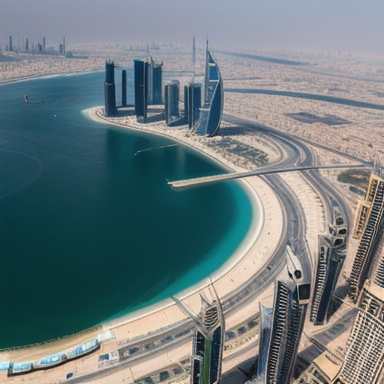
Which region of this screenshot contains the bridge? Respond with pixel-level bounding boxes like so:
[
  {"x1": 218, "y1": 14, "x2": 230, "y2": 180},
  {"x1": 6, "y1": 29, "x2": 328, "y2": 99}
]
[{"x1": 168, "y1": 163, "x2": 371, "y2": 189}]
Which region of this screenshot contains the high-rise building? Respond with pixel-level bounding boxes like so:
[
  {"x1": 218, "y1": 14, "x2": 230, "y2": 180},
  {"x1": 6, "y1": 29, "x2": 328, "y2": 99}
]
[
  {"x1": 148, "y1": 57, "x2": 163, "y2": 105},
  {"x1": 24, "y1": 38, "x2": 29, "y2": 51},
  {"x1": 310, "y1": 212, "x2": 347, "y2": 325},
  {"x1": 134, "y1": 58, "x2": 149, "y2": 122},
  {"x1": 63, "y1": 37, "x2": 65, "y2": 55},
  {"x1": 191, "y1": 296, "x2": 224, "y2": 384},
  {"x1": 349, "y1": 168, "x2": 384, "y2": 302},
  {"x1": 333, "y1": 166, "x2": 384, "y2": 384},
  {"x1": 122, "y1": 70, "x2": 127, "y2": 107},
  {"x1": 334, "y1": 278, "x2": 384, "y2": 383},
  {"x1": 164, "y1": 80, "x2": 179, "y2": 126},
  {"x1": 184, "y1": 83, "x2": 201, "y2": 129},
  {"x1": 104, "y1": 61, "x2": 117, "y2": 117},
  {"x1": 256, "y1": 245, "x2": 310, "y2": 384},
  {"x1": 43, "y1": 37, "x2": 46, "y2": 52},
  {"x1": 193, "y1": 42, "x2": 223, "y2": 137},
  {"x1": 256, "y1": 304, "x2": 273, "y2": 381},
  {"x1": 8, "y1": 35, "x2": 13, "y2": 51},
  {"x1": 173, "y1": 288, "x2": 224, "y2": 384}
]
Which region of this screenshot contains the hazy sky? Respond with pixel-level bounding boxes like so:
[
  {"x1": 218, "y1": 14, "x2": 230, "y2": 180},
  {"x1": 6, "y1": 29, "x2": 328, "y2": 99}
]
[{"x1": 1, "y1": 0, "x2": 383, "y2": 55}]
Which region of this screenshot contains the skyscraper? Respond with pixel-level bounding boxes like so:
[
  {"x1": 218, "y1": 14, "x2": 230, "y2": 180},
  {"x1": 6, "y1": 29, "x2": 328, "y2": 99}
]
[
  {"x1": 122, "y1": 70, "x2": 127, "y2": 107},
  {"x1": 349, "y1": 168, "x2": 384, "y2": 302},
  {"x1": 43, "y1": 37, "x2": 46, "y2": 53},
  {"x1": 333, "y1": 166, "x2": 384, "y2": 384},
  {"x1": 184, "y1": 83, "x2": 201, "y2": 129},
  {"x1": 256, "y1": 304, "x2": 273, "y2": 381},
  {"x1": 104, "y1": 61, "x2": 117, "y2": 117},
  {"x1": 24, "y1": 38, "x2": 29, "y2": 51},
  {"x1": 164, "y1": 80, "x2": 179, "y2": 126},
  {"x1": 256, "y1": 245, "x2": 310, "y2": 384},
  {"x1": 310, "y1": 212, "x2": 347, "y2": 325},
  {"x1": 334, "y1": 279, "x2": 384, "y2": 384},
  {"x1": 8, "y1": 35, "x2": 13, "y2": 51},
  {"x1": 134, "y1": 58, "x2": 149, "y2": 122},
  {"x1": 193, "y1": 42, "x2": 223, "y2": 137},
  {"x1": 191, "y1": 296, "x2": 224, "y2": 384},
  {"x1": 148, "y1": 57, "x2": 163, "y2": 105},
  {"x1": 173, "y1": 287, "x2": 224, "y2": 384}
]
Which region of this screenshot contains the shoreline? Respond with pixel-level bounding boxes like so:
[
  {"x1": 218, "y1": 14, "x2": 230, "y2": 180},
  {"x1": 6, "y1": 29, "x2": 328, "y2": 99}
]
[
  {"x1": 0, "y1": 70, "x2": 102, "y2": 86},
  {"x1": 84, "y1": 106, "x2": 265, "y2": 328},
  {"x1": 0, "y1": 105, "x2": 281, "y2": 360}
]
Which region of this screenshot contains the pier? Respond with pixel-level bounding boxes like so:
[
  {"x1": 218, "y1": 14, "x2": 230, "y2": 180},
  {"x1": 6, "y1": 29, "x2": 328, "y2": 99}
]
[{"x1": 168, "y1": 163, "x2": 371, "y2": 188}]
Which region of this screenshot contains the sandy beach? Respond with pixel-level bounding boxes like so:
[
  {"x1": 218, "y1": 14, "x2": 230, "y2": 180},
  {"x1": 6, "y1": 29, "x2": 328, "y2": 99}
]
[
  {"x1": 0, "y1": 102, "x2": 286, "y2": 384},
  {"x1": 84, "y1": 105, "x2": 280, "y2": 329}
]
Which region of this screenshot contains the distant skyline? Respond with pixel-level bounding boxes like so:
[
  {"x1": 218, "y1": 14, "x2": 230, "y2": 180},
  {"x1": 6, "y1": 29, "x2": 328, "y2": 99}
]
[{"x1": 1, "y1": 0, "x2": 383, "y2": 56}]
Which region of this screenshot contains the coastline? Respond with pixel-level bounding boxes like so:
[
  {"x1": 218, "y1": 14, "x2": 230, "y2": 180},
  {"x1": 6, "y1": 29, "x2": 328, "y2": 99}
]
[
  {"x1": 84, "y1": 106, "x2": 274, "y2": 328},
  {"x1": 0, "y1": 105, "x2": 283, "y2": 364},
  {"x1": 0, "y1": 70, "x2": 103, "y2": 86}
]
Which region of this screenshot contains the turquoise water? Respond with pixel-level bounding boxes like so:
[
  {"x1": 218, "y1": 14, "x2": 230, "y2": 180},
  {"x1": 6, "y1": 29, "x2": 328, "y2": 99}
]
[{"x1": 0, "y1": 72, "x2": 254, "y2": 349}]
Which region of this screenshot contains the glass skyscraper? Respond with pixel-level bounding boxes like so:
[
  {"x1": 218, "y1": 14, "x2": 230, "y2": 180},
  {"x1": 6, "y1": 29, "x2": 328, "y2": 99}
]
[
  {"x1": 256, "y1": 246, "x2": 310, "y2": 384},
  {"x1": 104, "y1": 61, "x2": 117, "y2": 117},
  {"x1": 193, "y1": 44, "x2": 223, "y2": 137},
  {"x1": 164, "y1": 80, "x2": 180, "y2": 126},
  {"x1": 134, "y1": 58, "x2": 149, "y2": 122},
  {"x1": 310, "y1": 212, "x2": 347, "y2": 325},
  {"x1": 349, "y1": 170, "x2": 384, "y2": 302}
]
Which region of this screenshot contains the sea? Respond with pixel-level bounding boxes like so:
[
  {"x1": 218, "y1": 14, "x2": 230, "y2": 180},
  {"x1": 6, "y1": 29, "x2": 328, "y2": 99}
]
[{"x1": 0, "y1": 71, "x2": 255, "y2": 349}]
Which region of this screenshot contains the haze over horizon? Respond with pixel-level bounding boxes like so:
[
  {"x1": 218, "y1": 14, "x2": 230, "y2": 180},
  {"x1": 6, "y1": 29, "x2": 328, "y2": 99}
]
[{"x1": 1, "y1": 0, "x2": 383, "y2": 57}]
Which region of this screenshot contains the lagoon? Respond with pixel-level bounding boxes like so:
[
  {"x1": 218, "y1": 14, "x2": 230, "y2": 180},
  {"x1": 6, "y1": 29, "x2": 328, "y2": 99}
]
[{"x1": 0, "y1": 72, "x2": 255, "y2": 349}]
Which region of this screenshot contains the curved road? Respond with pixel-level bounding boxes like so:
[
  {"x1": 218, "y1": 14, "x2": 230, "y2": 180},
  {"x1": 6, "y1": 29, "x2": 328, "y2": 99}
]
[{"x1": 67, "y1": 114, "x2": 359, "y2": 383}]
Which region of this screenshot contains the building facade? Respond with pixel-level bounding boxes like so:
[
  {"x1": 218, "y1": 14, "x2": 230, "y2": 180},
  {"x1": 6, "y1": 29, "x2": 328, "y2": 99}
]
[
  {"x1": 257, "y1": 246, "x2": 310, "y2": 384},
  {"x1": 148, "y1": 58, "x2": 163, "y2": 105},
  {"x1": 134, "y1": 58, "x2": 149, "y2": 122},
  {"x1": 164, "y1": 80, "x2": 180, "y2": 126},
  {"x1": 122, "y1": 70, "x2": 127, "y2": 107},
  {"x1": 349, "y1": 170, "x2": 384, "y2": 302},
  {"x1": 104, "y1": 61, "x2": 117, "y2": 117},
  {"x1": 184, "y1": 83, "x2": 201, "y2": 129},
  {"x1": 191, "y1": 297, "x2": 224, "y2": 384},
  {"x1": 193, "y1": 44, "x2": 223, "y2": 137},
  {"x1": 310, "y1": 212, "x2": 347, "y2": 325},
  {"x1": 333, "y1": 165, "x2": 384, "y2": 384},
  {"x1": 334, "y1": 280, "x2": 384, "y2": 384}
]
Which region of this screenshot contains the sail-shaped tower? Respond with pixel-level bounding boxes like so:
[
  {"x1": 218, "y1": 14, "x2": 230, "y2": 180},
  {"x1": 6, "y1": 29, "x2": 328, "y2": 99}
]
[{"x1": 193, "y1": 42, "x2": 224, "y2": 137}]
